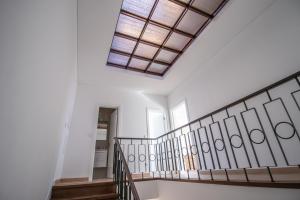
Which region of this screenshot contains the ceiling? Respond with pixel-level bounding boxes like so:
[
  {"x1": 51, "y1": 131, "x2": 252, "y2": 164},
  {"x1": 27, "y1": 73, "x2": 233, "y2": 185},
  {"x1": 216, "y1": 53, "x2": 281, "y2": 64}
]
[
  {"x1": 106, "y1": 0, "x2": 228, "y2": 76},
  {"x1": 77, "y1": 0, "x2": 275, "y2": 95}
]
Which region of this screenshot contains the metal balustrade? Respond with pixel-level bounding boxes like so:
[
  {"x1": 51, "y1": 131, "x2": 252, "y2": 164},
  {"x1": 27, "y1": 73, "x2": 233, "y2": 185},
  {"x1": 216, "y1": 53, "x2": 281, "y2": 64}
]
[
  {"x1": 113, "y1": 139, "x2": 140, "y2": 200},
  {"x1": 114, "y1": 71, "x2": 300, "y2": 188}
]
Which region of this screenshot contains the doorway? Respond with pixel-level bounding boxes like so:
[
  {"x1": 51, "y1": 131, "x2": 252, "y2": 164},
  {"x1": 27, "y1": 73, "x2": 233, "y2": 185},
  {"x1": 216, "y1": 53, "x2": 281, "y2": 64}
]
[
  {"x1": 147, "y1": 108, "x2": 167, "y2": 138},
  {"x1": 93, "y1": 107, "x2": 118, "y2": 180}
]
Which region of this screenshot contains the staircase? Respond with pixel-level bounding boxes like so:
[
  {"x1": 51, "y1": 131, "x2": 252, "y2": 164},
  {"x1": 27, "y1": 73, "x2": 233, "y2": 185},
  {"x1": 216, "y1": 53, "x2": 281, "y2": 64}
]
[
  {"x1": 51, "y1": 180, "x2": 119, "y2": 200},
  {"x1": 50, "y1": 71, "x2": 300, "y2": 200},
  {"x1": 115, "y1": 70, "x2": 300, "y2": 193}
]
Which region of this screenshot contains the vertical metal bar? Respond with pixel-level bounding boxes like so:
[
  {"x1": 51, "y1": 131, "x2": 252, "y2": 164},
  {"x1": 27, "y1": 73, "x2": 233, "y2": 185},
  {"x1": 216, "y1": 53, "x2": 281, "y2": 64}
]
[
  {"x1": 225, "y1": 168, "x2": 229, "y2": 181},
  {"x1": 233, "y1": 112, "x2": 252, "y2": 168},
  {"x1": 210, "y1": 169, "x2": 213, "y2": 181},
  {"x1": 203, "y1": 125, "x2": 215, "y2": 169},
  {"x1": 168, "y1": 137, "x2": 175, "y2": 171},
  {"x1": 138, "y1": 141, "x2": 141, "y2": 173},
  {"x1": 159, "y1": 142, "x2": 164, "y2": 171},
  {"x1": 296, "y1": 77, "x2": 300, "y2": 86},
  {"x1": 175, "y1": 137, "x2": 183, "y2": 170},
  {"x1": 163, "y1": 141, "x2": 170, "y2": 171},
  {"x1": 185, "y1": 132, "x2": 195, "y2": 169},
  {"x1": 192, "y1": 130, "x2": 202, "y2": 170},
  {"x1": 197, "y1": 123, "x2": 207, "y2": 169},
  {"x1": 155, "y1": 140, "x2": 160, "y2": 171},
  {"x1": 128, "y1": 185, "x2": 132, "y2": 200},
  {"x1": 209, "y1": 116, "x2": 221, "y2": 169},
  {"x1": 278, "y1": 98, "x2": 300, "y2": 142},
  {"x1": 240, "y1": 108, "x2": 260, "y2": 167},
  {"x1": 178, "y1": 133, "x2": 186, "y2": 171},
  {"x1": 243, "y1": 168, "x2": 249, "y2": 182},
  {"x1": 223, "y1": 109, "x2": 239, "y2": 168},
  {"x1": 263, "y1": 92, "x2": 289, "y2": 165},
  {"x1": 267, "y1": 167, "x2": 274, "y2": 182},
  {"x1": 216, "y1": 121, "x2": 232, "y2": 168},
  {"x1": 148, "y1": 140, "x2": 151, "y2": 172},
  {"x1": 124, "y1": 173, "x2": 127, "y2": 200},
  {"x1": 171, "y1": 137, "x2": 178, "y2": 171},
  {"x1": 188, "y1": 124, "x2": 196, "y2": 169},
  {"x1": 253, "y1": 108, "x2": 277, "y2": 166}
]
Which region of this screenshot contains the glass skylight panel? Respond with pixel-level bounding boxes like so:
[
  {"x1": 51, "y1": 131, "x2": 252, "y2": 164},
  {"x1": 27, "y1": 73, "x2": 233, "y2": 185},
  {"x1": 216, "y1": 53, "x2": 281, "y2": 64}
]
[
  {"x1": 142, "y1": 24, "x2": 169, "y2": 45},
  {"x1": 116, "y1": 14, "x2": 145, "y2": 38},
  {"x1": 151, "y1": 0, "x2": 185, "y2": 27},
  {"x1": 122, "y1": 0, "x2": 156, "y2": 18},
  {"x1": 147, "y1": 63, "x2": 168, "y2": 74},
  {"x1": 107, "y1": 0, "x2": 228, "y2": 76},
  {"x1": 165, "y1": 32, "x2": 191, "y2": 50},
  {"x1": 111, "y1": 36, "x2": 136, "y2": 53},
  {"x1": 192, "y1": 0, "x2": 224, "y2": 14},
  {"x1": 128, "y1": 58, "x2": 149, "y2": 70},
  {"x1": 134, "y1": 43, "x2": 159, "y2": 59},
  {"x1": 155, "y1": 49, "x2": 178, "y2": 64},
  {"x1": 177, "y1": 10, "x2": 208, "y2": 35},
  {"x1": 108, "y1": 52, "x2": 129, "y2": 66}
]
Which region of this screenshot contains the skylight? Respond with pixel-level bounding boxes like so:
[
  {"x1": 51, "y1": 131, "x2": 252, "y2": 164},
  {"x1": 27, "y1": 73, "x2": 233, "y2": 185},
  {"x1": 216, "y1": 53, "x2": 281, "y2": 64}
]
[{"x1": 107, "y1": 0, "x2": 228, "y2": 77}]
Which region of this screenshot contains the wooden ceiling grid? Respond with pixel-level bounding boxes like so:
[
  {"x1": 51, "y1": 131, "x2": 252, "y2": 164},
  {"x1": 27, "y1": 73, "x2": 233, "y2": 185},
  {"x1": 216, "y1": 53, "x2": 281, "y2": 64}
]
[{"x1": 107, "y1": 0, "x2": 228, "y2": 77}]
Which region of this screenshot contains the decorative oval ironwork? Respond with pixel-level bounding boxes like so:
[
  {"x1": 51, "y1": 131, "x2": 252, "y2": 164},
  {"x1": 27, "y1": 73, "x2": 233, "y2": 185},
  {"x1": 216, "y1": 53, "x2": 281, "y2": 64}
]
[
  {"x1": 149, "y1": 154, "x2": 156, "y2": 161},
  {"x1": 168, "y1": 151, "x2": 173, "y2": 159},
  {"x1": 215, "y1": 138, "x2": 225, "y2": 151},
  {"x1": 174, "y1": 149, "x2": 180, "y2": 158},
  {"x1": 128, "y1": 154, "x2": 135, "y2": 162},
  {"x1": 201, "y1": 142, "x2": 210, "y2": 153},
  {"x1": 249, "y1": 129, "x2": 266, "y2": 144},
  {"x1": 139, "y1": 154, "x2": 146, "y2": 162},
  {"x1": 275, "y1": 121, "x2": 296, "y2": 139},
  {"x1": 181, "y1": 147, "x2": 188, "y2": 155},
  {"x1": 191, "y1": 145, "x2": 198, "y2": 155},
  {"x1": 230, "y1": 134, "x2": 243, "y2": 148}
]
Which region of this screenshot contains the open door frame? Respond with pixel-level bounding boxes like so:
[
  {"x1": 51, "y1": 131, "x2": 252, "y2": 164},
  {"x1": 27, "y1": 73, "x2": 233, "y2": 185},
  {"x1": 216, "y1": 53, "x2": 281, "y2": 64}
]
[{"x1": 89, "y1": 105, "x2": 120, "y2": 181}]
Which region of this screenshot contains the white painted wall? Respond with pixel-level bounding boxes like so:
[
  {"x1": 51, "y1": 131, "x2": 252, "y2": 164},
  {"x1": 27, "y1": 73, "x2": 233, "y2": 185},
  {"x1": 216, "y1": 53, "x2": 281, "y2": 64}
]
[
  {"x1": 61, "y1": 84, "x2": 169, "y2": 179},
  {"x1": 168, "y1": 0, "x2": 300, "y2": 120},
  {"x1": 135, "y1": 181, "x2": 159, "y2": 200},
  {"x1": 0, "y1": 1, "x2": 77, "y2": 200},
  {"x1": 156, "y1": 180, "x2": 300, "y2": 200}
]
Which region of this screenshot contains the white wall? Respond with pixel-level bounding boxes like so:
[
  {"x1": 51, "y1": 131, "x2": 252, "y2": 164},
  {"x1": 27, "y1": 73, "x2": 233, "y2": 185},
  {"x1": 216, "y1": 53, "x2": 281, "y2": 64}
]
[
  {"x1": 156, "y1": 180, "x2": 300, "y2": 200},
  {"x1": 0, "y1": 1, "x2": 77, "y2": 200},
  {"x1": 135, "y1": 181, "x2": 159, "y2": 200},
  {"x1": 168, "y1": 0, "x2": 300, "y2": 120},
  {"x1": 62, "y1": 84, "x2": 169, "y2": 179}
]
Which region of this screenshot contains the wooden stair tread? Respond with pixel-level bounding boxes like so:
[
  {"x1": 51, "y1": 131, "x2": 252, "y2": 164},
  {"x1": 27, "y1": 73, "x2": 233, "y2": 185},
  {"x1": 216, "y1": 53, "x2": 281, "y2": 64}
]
[
  {"x1": 52, "y1": 193, "x2": 118, "y2": 200},
  {"x1": 51, "y1": 179, "x2": 116, "y2": 200},
  {"x1": 53, "y1": 179, "x2": 114, "y2": 190}
]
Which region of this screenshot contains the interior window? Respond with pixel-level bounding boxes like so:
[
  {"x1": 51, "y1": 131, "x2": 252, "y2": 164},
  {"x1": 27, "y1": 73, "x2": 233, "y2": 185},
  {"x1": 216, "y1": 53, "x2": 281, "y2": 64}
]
[{"x1": 171, "y1": 100, "x2": 189, "y2": 129}]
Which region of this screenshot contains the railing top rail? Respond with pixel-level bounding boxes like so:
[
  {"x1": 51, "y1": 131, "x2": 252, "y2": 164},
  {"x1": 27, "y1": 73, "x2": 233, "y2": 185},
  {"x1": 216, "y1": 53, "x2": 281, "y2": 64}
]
[
  {"x1": 115, "y1": 139, "x2": 140, "y2": 200},
  {"x1": 116, "y1": 70, "x2": 300, "y2": 141}
]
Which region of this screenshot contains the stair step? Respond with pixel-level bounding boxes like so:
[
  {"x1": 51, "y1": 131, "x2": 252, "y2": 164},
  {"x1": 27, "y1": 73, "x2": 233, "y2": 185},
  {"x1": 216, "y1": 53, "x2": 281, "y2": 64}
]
[
  {"x1": 52, "y1": 193, "x2": 118, "y2": 200},
  {"x1": 51, "y1": 179, "x2": 116, "y2": 200}
]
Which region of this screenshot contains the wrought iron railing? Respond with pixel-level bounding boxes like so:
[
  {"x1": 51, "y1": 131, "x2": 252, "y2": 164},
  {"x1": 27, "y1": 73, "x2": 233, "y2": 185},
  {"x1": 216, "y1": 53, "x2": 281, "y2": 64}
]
[
  {"x1": 113, "y1": 139, "x2": 140, "y2": 200},
  {"x1": 115, "y1": 71, "x2": 300, "y2": 184}
]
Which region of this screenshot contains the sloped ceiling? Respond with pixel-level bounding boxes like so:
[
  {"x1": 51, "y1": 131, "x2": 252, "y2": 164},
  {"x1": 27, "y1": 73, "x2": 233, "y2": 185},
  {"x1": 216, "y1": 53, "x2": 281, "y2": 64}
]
[{"x1": 77, "y1": 0, "x2": 275, "y2": 95}]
